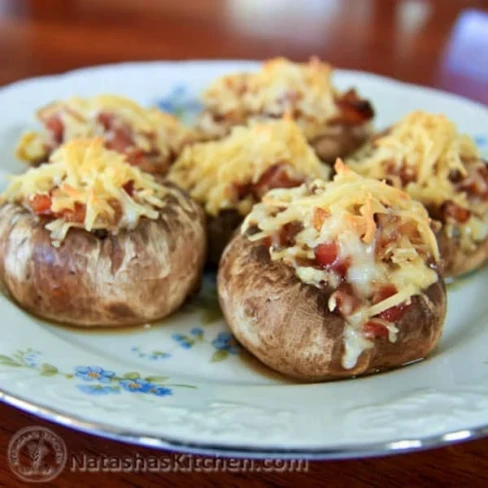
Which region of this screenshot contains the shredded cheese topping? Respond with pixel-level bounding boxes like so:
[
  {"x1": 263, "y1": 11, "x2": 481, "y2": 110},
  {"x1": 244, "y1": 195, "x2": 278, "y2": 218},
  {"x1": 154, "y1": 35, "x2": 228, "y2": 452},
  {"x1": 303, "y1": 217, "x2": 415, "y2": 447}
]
[
  {"x1": 348, "y1": 111, "x2": 488, "y2": 251},
  {"x1": 2, "y1": 139, "x2": 171, "y2": 246},
  {"x1": 242, "y1": 161, "x2": 440, "y2": 368},
  {"x1": 16, "y1": 95, "x2": 192, "y2": 167},
  {"x1": 202, "y1": 57, "x2": 337, "y2": 120},
  {"x1": 199, "y1": 57, "x2": 370, "y2": 140},
  {"x1": 168, "y1": 118, "x2": 330, "y2": 216}
]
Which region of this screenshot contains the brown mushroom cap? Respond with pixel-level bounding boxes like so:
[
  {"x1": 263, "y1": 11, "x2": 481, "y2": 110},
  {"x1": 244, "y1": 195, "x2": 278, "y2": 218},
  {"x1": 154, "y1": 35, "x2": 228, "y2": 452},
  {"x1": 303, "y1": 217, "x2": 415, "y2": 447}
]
[
  {"x1": 0, "y1": 185, "x2": 206, "y2": 327},
  {"x1": 218, "y1": 234, "x2": 447, "y2": 382}
]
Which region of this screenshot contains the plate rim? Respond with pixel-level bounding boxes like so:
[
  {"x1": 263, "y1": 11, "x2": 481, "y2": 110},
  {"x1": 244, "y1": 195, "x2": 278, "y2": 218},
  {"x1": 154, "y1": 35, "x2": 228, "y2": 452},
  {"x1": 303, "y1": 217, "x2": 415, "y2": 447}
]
[
  {"x1": 1, "y1": 386, "x2": 486, "y2": 460},
  {"x1": 0, "y1": 59, "x2": 487, "y2": 111},
  {"x1": 1, "y1": 60, "x2": 488, "y2": 459}
]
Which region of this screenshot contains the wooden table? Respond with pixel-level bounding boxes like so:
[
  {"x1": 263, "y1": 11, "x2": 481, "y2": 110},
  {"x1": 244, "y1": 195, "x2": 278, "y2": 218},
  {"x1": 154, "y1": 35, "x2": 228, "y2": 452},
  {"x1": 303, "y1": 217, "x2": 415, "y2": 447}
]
[{"x1": 1, "y1": 0, "x2": 488, "y2": 486}]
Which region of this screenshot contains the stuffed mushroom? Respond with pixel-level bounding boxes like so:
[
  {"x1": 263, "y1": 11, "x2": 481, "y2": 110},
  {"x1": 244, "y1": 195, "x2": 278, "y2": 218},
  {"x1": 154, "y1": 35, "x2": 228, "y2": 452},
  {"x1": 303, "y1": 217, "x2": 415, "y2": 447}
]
[
  {"x1": 0, "y1": 138, "x2": 206, "y2": 327},
  {"x1": 168, "y1": 117, "x2": 329, "y2": 263},
  {"x1": 347, "y1": 111, "x2": 488, "y2": 278},
  {"x1": 197, "y1": 57, "x2": 375, "y2": 164},
  {"x1": 16, "y1": 95, "x2": 194, "y2": 175},
  {"x1": 218, "y1": 162, "x2": 446, "y2": 381}
]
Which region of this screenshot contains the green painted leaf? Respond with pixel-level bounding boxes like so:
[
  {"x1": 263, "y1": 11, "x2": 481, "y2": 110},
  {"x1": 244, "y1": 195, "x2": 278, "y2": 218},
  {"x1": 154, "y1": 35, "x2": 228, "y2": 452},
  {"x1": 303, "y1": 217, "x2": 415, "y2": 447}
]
[
  {"x1": 211, "y1": 350, "x2": 228, "y2": 363},
  {"x1": 168, "y1": 384, "x2": 197, "y2": 389},
  {"x1": 145, "y1": 376, "x2": 169, "y2": 384},
  {"x1": 0, "y1": 354, "x2": 24, "y2": 368},
  {"x1": 0, "y1": 355, "x2": 22, "y2": 367},
  {"x1": 40, "y1": 363, "x2": 58, "y2": 376},
  {"x1": 123, "y1": 372, "x2": 141, "y2": 380}
]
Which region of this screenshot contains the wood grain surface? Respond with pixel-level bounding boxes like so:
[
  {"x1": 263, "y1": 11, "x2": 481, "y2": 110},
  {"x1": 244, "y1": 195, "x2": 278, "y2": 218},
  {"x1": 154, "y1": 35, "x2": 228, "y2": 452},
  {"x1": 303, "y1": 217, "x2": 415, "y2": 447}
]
[{"x1": 1, "y1": 0, "x2": 488, "y2": 486}]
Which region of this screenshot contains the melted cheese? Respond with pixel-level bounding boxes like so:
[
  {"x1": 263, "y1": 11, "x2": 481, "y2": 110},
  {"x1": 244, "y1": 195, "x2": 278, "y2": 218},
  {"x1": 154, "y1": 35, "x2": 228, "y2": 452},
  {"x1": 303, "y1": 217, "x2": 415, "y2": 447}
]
[
  {"x1": 16, "y1": 95, "x2": 192, "y2": 165},
  {"x1": 347, "y1": 111, "x2": 488, "y2": 250},
  {"x1": 168, "y1": 118, "x2": 329, "y2": 216},
  {"x1": 348, "y1": 111, "x2": 479, "y2": 206},
  {"x1": 199, "y1": 57, "x2": 355, "y2": 139},
  {"x1": 2, "y1": 139, "x2": 171, "y2": 246},
  {"x1": 243, "y1": 161, "x2": 440, "y2": 369}
]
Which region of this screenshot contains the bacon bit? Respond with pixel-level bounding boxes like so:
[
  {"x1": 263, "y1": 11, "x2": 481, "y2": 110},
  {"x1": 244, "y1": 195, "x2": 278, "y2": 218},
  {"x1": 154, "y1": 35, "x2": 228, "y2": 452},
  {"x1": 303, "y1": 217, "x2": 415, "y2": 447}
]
[
  {"x1": 315, "y1": 242, "x2": 339, "y2": 268},
  {"x1": 97, "y1": 112, "x2": 114, "y2": 130},
  {"x1": 313, "y1": 207, "x2": 329, "y2": 231},
  {"x1": 123, "y1": 180, "x2": 135, "y2": 197},
  {"x1": 263, "y1": 221, "x2": 303, "y2": 249},
  {"x1": 372, "y1": 284, "x2": 410, "y2": 323},
  {"x1": 398, "y1": 165, "x2": 417, "y2": 185},
  {"x1": 262, "y1": 236, "x2": 272, "y2": 248},
  {"x1": 254, "y1": 165, "x2": 303, "y2": 198},
  {"x1": 333, "y1": 257, "x2": 351, "y2": 278},
  {"x1": 378, "y1": 302, "x2": 410, "y2": 323},
  {"x1": 315, "y1": 242, "x2": 351, "y2": 278},
  {"x1": 105, "y1": 126, "x2": 134, "y2": 153},
  {"x1": 280, "y1": 221, "x2": 303, "y2": 246},
  {"x1": 126, "y1": 148, "x2": 151, "y2": 168},
  {"x1": 449, "y1": 169, "x2": 464, "y2": 183},
  {"x1": 234, "y1": 165, "x2": 303, "y2": 201},
  {"x1": 440, "y1": 200, "x2": 471, "y2": 224},
  {"x1": 234, "y1": 182, "x2": 253, "y2": 199},
  {"x1": 29, "y1": 194, "x2": 53, "y2": 215},
  {"x1": 375, "y1": 214, "x2": 401, "y2": 259},
  {"x1": 59, "y1": 203, "x2": 86, "y2": 224},
  {"x1": 334, "y1": 89, "x2": 374, "y2": 125},
  {"x1": 110, "y1": 200, "x2": 123, "y2": 225},
  {"x1": 372, "y1": 284, "x2": 397, "y2": 304},
  {"x1": 330, "y1": 284, "x2": 361, "y2": 317},
  {"x1": 364, "y1": 321, "x2": 389, "y2": 339},
  {"x1": 457, "y1": 164, "x2": 488, "y2": 200},
  {"x1": 44, "y1": 115, "x2": 64, "y2": 144}
]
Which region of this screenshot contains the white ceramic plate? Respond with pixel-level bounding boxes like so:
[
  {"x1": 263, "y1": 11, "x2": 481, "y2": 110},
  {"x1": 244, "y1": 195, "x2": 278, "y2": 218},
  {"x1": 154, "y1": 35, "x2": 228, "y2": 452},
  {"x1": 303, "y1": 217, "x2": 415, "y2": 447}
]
[{"x1": 1, "y1": 61, "x2": 488, "y2": 459}]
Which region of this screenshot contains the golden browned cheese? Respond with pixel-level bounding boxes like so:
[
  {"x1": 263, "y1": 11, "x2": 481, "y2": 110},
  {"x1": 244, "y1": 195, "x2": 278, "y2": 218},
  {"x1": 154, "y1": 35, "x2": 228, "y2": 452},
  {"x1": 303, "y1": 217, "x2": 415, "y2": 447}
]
[
  {"x1": 348, "y1": 111, "x2": 488, "y2": 277},
  {"x1": 16, "y1": 95, "x2": 195, "y2": 175},
  {"x1": 198, "y1": 57, "x2": 374, "y2": 163}
]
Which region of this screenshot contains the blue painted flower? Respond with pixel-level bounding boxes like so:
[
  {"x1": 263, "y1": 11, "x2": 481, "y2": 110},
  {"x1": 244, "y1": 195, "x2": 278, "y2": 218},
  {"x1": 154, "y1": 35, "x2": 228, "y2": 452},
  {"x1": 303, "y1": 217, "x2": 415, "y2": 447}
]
[
  {"x1": 212, "y1": 332, "x2": 241, "y2": 355},
  {"x1": 155, "y1": 85, "x2": 202, "y2": 119},
  {"x1": 172, "y1": 333, "x2": 193, "y2": 349},
  {"x1": 119, "y1": 379, "x2": 173, "y2": 396},
  {"x1": 475, "y1": 135, "x2": 488, "y2": 147},
  {"x1": 149, "y1": 386, "x2": 173, "y2": 397},
  {"x1": 148, "y1": 352, "x2": 171, "y2": 360},
  {"x1": 77, "y1": 384, "x2": 120, "y2": 395},
  {"x1": 190, "y1": 327, "x2": 204, "y2": 337},
  {"x1": 23, "y1": 352, "x2": 41, "y2": 368},
  {"x1": 74, "y1": 366, "x2": 115, "y2": 383},
  {"x1": 119, "y1": 378, "x2": 153, "y2": 393}
]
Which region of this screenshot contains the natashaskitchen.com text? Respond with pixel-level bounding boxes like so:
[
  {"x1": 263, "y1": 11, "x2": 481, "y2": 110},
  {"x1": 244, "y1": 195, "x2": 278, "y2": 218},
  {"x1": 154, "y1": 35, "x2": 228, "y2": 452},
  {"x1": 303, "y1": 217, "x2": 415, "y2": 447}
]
[{"x1": 70, "y1": 452, "x2": 309, "y2": 473}]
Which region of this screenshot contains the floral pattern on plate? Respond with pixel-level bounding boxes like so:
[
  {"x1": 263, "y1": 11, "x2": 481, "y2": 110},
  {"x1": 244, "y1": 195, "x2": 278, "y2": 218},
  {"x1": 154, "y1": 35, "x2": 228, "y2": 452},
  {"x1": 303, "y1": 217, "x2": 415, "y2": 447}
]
[
  {"x1": 130, "y1": 327, "x2": 242, "y2": 363},
  {"x1": 0, "y1": 349, "x2": 195, "y2": 396},
  {"x1": 155, "y1": 85, "x2": 202, "y2": 123}
]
